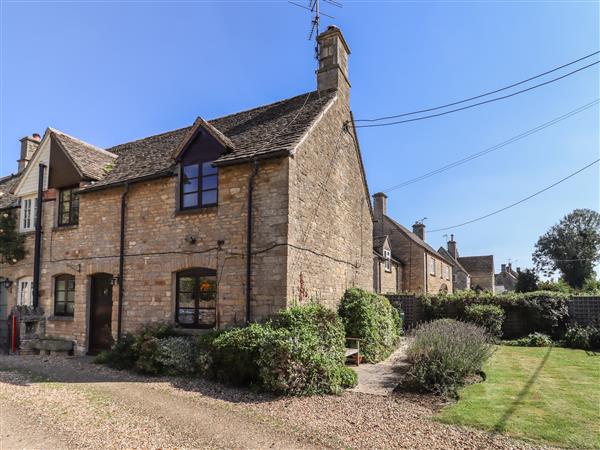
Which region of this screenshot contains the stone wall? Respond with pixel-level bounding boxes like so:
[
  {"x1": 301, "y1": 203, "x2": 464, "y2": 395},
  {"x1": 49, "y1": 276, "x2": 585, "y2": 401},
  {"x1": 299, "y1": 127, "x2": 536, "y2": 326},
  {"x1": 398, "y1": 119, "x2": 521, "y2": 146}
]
[
  {"x1": 286, "y1": 95, "x2": 373, "y2": 309},
  {"x1": 470, "y1": 273, "x2": 495, "y2": 293},
  {"x1": 373, "y1": 258, "x2": 400, "y2": 294}
]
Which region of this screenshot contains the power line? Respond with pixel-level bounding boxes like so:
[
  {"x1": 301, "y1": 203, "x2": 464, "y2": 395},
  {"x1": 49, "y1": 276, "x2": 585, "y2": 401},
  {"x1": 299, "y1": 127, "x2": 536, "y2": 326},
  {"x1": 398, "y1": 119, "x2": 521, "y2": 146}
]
[
  {"x1": 428, "y1": 158, "x2": 600, "y2": 233},
  {"x1": 355, "y1": 50, "x2": 599, "y2": 123},
  {"x1": 379, "y1": 99, "x2": 599, "y2": 192},
  {"x1": 355, "y1": 60, "x2": 599, "y2": 128}
]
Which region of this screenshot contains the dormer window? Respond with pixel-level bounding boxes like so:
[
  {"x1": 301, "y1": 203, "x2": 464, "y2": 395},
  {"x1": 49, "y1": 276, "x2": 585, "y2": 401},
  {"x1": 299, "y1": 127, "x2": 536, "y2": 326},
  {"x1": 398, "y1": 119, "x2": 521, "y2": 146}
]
[
  {"x1": 180, "y1": 161, "x2": 218, "y2": 210},
  {"x1": 58, "y1": 187, "x2": 79, "y2": 226},
  {"x1": 20, "y1": 196, "x2": 36, "y2": 232}
]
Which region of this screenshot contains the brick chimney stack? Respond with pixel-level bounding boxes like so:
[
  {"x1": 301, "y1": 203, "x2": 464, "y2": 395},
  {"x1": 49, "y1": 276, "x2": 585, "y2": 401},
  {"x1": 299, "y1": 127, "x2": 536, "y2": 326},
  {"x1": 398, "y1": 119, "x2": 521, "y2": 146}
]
[
  {"x1": 447, "y1": 234, "x2": 457, "y2": 259},
  {"x1": 413, "y1": 222, "x2": 425, "y2": 241},
  {"x1": 373, "y1": 192, "x2": 387, "y2": 236},
  {"x1": 18, "y1": 133, "x2": 41, "y2": 172},
  {"x1": 317, "y1": 26, "x2": 351, "y2": 102}
]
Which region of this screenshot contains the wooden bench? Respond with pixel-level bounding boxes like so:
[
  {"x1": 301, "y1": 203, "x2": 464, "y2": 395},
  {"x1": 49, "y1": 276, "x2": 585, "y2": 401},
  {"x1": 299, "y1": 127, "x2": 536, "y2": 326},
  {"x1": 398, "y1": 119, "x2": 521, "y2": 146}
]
[{"x1": 345, "y1": 337, "x2": 363, "y2": 366}]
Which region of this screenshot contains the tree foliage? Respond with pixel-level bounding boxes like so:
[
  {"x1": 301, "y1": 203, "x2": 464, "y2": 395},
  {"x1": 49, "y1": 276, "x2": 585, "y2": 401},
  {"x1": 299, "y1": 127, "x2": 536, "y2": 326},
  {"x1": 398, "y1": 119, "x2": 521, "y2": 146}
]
[
  {"x1": 533, "y1": 209, "x2": 600, "y2": 289},
  {"x1": 515, "y1": 269, "x2": 539, "y2": 293},
  {"x1": 0, "y1": 210, "x2": 26, "y2": 264}
]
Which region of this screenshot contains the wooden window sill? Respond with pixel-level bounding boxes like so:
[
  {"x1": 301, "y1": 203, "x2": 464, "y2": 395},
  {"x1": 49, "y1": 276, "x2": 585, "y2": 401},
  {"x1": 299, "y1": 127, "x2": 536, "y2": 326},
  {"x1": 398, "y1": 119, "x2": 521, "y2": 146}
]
[
  {"x1": 48, "y1": 316, "x2": 74, "y2": 322},
  {"x1": 175, "y1": 206, "x2": 218, "y2": 216}
]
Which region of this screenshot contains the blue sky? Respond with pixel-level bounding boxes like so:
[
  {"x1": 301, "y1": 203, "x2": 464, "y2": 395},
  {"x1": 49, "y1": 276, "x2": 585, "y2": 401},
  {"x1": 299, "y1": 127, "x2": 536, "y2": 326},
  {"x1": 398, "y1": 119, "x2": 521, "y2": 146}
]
[{"x1": 1, "y1": 1, "x2": 598, "y2": 275}]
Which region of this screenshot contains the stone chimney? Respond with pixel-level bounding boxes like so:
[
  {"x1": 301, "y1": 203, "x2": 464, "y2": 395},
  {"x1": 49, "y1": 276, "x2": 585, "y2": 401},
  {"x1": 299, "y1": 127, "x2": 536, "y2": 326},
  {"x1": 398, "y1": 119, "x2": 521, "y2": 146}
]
[
  {"x1": 18, "y1": 133, "x2": 41, "y2": 172},
  {"x1": 413, "y1": 222, "x2": 425, "y2": 241},
  {"x1": 501, "y1": 264, "x2": 507, "y2": 273},
  {"x1": 373, "y1": 192, "x2": 387, "y2": 236},
  {"x1": 447, "y1": 234, "x2": 457, "y2": 259},
  {"x1": 317, "y1": 26, "x2": 351, "y2": 101}
]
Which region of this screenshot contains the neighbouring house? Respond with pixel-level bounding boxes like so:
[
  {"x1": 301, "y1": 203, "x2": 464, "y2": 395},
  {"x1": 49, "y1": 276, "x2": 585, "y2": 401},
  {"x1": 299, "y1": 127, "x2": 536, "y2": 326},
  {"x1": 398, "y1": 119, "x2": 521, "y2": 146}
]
[
  {"x1": 372, "y1": 192, "x2": 453, "y2": 294},
  {"x1": 373, "y1": 235, "x2": 404, "y2": 294},
  {"x1": 0, "y1": 26, "x2": 374, "y2": 355},
  {"x1": 495, "y1": 263, "x2": 519, "y2": 293},
  {"x1": 437, "y1": 234, "x2": 495, "y2": 292}
]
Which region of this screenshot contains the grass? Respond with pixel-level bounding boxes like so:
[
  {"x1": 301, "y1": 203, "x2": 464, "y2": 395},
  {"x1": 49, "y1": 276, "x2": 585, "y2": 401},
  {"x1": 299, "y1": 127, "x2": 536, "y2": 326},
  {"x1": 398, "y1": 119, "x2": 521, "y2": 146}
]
[{"x1": 437, "y1": 346, "x2": 600, "y2": 449}]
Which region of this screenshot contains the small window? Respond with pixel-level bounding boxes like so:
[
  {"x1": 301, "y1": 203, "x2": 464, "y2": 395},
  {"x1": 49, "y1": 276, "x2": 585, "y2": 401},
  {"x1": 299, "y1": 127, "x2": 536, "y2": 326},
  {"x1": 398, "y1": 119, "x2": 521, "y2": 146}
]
[
  {"x1": 429, "y1": 256, "x2": 436, "y2": 275},
  {"x1": 21, "y1": 197, "x2": 36, "y2": 232},
  {"x1": 383, "y1": 249, "x2": 392, "y2": 272},
  {"x1": 58, "y1": 187, "x2": 79, "y2": 226},
  {"x1": 17, "y1": 277, "x2": 33, "y2": 306},
  {"x1": 443, "y1": 265, "x2": 449, "y2": 280},
  {"x1": 176, "y1": 268, "x2": 217, "y2": 328},
  {"x1": 54, "y1": 274, "x2": 75, "y2": 316},
  {"x1": 180, "y1": 161, "x2": 218, "y2": 210}
]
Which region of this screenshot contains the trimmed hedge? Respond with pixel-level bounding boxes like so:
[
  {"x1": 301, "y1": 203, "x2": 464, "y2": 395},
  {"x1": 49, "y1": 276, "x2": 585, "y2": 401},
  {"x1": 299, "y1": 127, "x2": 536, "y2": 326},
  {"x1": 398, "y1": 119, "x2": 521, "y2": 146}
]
[
  {"x1": 338, "y1": 288, "x2": 402, "y2": 363},
  {"x1": 419, "y1": 291, "x2": 570, "y2": 338},
  {"x1": 503, "y1": 332, "x2": 554, "y2": 347},
  {"x1": 464, "y1": 304, "x2": 504, "y2": 338}
]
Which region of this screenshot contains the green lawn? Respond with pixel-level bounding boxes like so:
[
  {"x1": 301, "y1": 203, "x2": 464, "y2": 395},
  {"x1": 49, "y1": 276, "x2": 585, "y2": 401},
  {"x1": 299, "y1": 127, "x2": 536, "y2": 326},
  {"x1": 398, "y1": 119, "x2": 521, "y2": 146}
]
[{"x1": 437, "y1": 346, "x2": 600, "y2": 449}]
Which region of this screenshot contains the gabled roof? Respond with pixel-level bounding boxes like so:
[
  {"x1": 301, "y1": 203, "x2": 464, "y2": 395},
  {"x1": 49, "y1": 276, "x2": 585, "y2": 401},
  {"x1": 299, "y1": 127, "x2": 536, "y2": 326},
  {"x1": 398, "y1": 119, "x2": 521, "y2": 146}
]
[
  {"x1": 458, "y1": 255, "x2": 494, "y2": 275},
  {"x1": 373, "y1": 235, "x2": 388, "y2": 250},
  {"x1": 0, "y1": 174, "x2": 20, "y2": 209},
  {"x1": 84, "y1": 89, "x2": 337, "y2": 191},
  {"x1": 50, "y1": 128, "x2": 117, "y2": 181},
  {"x1": 384, "y1": 215, "x2": 446, "y2": 260},
  {"x1": 437, "y1": 247, "x2": 469, "y2": 274},
  {"x1": 172, "y1": 117, "x2": 236, "y2": 160}
]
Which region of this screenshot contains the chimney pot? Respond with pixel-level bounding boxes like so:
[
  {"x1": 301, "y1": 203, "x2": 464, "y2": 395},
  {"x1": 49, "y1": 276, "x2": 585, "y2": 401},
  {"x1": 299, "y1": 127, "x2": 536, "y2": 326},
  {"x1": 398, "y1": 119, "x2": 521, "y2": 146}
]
[{"x1": 32, "y1": 133, "x2": 41, "y2": 141}]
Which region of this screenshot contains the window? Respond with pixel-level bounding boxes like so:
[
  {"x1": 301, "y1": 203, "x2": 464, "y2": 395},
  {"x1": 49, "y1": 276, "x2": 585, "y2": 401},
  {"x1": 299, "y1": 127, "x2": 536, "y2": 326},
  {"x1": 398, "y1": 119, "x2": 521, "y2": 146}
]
[
  {"x1": 21, "y1": 196, "x2": 36, "y2": 232},
  {"x1": 54, "y1": 274, "x2": 75, "y2": 317},
  {"x1": 429, "y1": 256, "x2": 436, "y2": 275},
  {"x1": 180, "y1": 161, "x2": 218, "y2": 209},
  {"x1": 176, "y1": 268, "x2": 217, "y2": 328},
  {"x1": 383, "y1": 249, "x2": 392, "y2": 272},
  {"x1": 443, "y1": 265, "x2": 450, "y2": 280},
  {"x1": 17, "y1": 277, "x2": 33, "y2": 306},
  {"x1": 58, "y1": 187, "x2": 79, "y2": 226}
]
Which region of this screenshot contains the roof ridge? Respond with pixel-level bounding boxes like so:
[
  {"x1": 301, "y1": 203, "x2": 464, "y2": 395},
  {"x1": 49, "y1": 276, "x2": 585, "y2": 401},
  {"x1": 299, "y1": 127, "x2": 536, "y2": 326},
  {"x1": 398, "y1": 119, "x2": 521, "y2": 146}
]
[
  {"x1": 208, "y1": 89, "x2": 319, "y2": 123},
  {"x1": 49, "y1": 128, "x2": 117, "y2": 158},
  {"x1": 106, "y1": 125, "x2": 192, "y2": 152}
]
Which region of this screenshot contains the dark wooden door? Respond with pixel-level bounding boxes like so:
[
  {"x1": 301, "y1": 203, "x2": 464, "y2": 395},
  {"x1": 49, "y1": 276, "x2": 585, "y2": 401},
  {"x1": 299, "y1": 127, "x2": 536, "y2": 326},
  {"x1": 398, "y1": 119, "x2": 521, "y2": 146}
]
[{"x1": 89, "y1": 273, "x2": 113, "y2": 354}]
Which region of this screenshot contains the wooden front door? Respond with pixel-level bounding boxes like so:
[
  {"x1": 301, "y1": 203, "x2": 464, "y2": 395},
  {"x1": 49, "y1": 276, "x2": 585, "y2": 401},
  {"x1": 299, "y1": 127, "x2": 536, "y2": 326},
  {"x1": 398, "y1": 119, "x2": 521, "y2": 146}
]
[{"x1": 89, "y1": 273, "x2": 113, "y2": 354}]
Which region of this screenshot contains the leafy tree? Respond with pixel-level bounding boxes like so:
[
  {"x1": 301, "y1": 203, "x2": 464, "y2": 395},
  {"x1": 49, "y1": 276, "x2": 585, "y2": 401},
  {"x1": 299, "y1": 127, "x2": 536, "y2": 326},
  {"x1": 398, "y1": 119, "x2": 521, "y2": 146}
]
[
  {"x1": 0, "y1": 210, "x2": 26, "y2": 264},
  {"x1": 515, "y1": 269, "x2": 538, "y2": 293},
  {"x1": 533, "y1": 209, "x2": 600, "y2": 289}
]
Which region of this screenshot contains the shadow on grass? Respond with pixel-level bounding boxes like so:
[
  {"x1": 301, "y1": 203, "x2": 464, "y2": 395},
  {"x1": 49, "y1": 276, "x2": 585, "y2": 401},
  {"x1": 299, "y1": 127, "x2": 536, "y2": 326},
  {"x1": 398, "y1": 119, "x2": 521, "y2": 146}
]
[{"x1": 493, "y1": 346, "x2": 552, "y2": 433}]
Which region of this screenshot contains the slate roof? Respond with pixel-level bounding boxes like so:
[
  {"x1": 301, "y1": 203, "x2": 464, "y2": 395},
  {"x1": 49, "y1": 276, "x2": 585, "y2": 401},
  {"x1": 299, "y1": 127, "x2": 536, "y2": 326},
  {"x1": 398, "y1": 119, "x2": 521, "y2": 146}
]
[
  {"x1": 373, "y1": 235, "x2": 388, "y2": 250},
  {"x1": 85, "y1": 89, "x2": 336, "y2": 191},
  {"x1": 50, "y1": 128, "x2": 117, "y2": 181},
  {"x1": 457, "y1": 255, "x2": 494, "y2": 275},
  {"x1": 384, "y1": 215, "x2": 446, "y2": 259},
  {"x1": 0, "y1": 174, "x2": 20, "y2": 209}
]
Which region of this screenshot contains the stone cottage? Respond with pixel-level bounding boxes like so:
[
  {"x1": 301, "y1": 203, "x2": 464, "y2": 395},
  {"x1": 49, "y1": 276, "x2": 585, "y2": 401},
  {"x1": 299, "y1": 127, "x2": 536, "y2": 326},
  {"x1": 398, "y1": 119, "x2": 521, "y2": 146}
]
[
  {"x1": 373, "y1": 235, "x2": 403, "y2": 294},
  {"x1": 0, "y1": 26, "x2": 374, "y2": 355},
  {"x1": 495, "y1": 262, "x2": 519, "y2": 293},
  {"x1": 437, "y1": 234, "x2": 495, "y2": 292},
  {"x1": 372, "y1": 192, "x2": 453, "y2": 294}
]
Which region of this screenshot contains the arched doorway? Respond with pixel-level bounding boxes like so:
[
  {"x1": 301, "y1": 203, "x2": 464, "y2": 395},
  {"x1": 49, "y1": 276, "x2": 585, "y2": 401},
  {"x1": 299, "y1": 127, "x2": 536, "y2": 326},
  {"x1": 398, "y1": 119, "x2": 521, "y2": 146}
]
[{"x1": 88, "y1": 273, "x2": 113, "y2": 354}]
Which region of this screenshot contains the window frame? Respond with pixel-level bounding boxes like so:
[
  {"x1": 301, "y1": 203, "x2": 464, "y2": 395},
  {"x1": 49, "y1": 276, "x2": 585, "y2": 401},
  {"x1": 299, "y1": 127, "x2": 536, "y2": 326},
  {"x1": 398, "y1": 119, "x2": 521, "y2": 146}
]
[
  {"x1": 383, "y1": 249, "x2": 392, "y2": 272},
  {"x1": 175, "y1": 268, "x2": 217, "y2": 329},
  {"x1": 429, "y1": 256, "x2": 436, "y2": 276},
  {"x1": 179, "y1": 161, "x2": 218, "y2": 210},
  {"x1": 58, "y1": 186, "x2": 80, "y2": 227},
  {"x1": 54, "y1": 274, "x2": 75, "y2": 317},
  {"x1": 17, "y1": 277, "x2": 33, "y2": 306},
  {"x1": 20, "y1": 196, "x2": 36, "y2": 232}
]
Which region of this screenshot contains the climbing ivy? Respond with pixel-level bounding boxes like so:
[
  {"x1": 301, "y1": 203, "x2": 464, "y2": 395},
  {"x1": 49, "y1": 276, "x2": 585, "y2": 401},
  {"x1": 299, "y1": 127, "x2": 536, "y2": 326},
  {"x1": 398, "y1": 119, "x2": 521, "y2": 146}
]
[{"x1": 0, "y1": 210, "x2": 26, "y2": 264}]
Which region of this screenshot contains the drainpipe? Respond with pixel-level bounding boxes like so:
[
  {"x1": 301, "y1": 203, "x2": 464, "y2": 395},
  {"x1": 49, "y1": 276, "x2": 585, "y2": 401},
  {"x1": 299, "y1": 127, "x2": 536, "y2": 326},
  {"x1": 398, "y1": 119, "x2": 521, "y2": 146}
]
[
  {"x1": 245, "y1": 160, "x2": 259, "y2": 324},
  {"x1": 117, "y1": 183, "x2": 129, "y2": 339},
  {"x1": 32, "y1": 163, "x2": 46, "y2": 309}
]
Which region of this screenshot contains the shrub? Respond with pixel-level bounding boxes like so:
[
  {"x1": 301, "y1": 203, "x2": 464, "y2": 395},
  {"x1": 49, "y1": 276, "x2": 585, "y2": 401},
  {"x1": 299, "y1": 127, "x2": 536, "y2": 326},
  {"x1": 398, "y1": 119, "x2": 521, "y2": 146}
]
[
  {"x1": 504, "y1": 332, "x2": 553, "y2": 347},
  {"x1": 154, "y1": 337, "x2": 197, "y2": 375},
  {"x1": 93, "y1": 333, "x2": 136, "y2": 370},
  {"x1": 564, "y1": 325, "x2": 592, "y2": 350},
  {"x1": 259, "y1": 302, "x2": 349, "y2": 395},
  {"x1": 198, "y1": 324, "x2": 271, "y2": 385},
  {"x1": 464, "y1": 304, "x2": 504, "y2": 338},
  {"x1": 406, "y1": 319, "x2": 494, "y2": 398},
  {"x1": 338, "y1": 288, "x2": 402, "y2": 363}
]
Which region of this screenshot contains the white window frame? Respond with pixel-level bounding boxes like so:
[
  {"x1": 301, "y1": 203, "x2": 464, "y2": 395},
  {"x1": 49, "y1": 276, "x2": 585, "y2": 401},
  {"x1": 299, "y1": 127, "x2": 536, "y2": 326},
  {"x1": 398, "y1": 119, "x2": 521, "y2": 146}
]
[
  {"x1": 429, "y1": 256, "x2": 436, "y2": 275},
  {"x1": 20, "y1": 196, "x2": 36, "y2": 232},
  {"x1": 443, "y1": 265, "x2": 450, "y2": 280},
  {"x1": 383, "y1": 249, "x2": 392, "y2": 272},
  {"x1": 17, "y1": 277, "x2": 33, "y2": 306}
]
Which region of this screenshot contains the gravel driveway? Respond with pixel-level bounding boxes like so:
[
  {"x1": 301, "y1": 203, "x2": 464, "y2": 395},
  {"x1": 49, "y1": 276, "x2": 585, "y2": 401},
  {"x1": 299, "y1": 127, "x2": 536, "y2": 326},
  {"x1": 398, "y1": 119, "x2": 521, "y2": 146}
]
[{"x1": 0, "y1": 355, "x2": 551, "y2": 449}]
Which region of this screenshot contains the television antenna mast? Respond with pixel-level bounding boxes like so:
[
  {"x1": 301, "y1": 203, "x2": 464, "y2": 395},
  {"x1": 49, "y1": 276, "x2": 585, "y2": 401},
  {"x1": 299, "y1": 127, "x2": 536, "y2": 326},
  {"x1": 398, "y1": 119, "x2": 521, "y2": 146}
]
[{"x1": 289, "y1": 0, "x2": 342, "y2": 62}]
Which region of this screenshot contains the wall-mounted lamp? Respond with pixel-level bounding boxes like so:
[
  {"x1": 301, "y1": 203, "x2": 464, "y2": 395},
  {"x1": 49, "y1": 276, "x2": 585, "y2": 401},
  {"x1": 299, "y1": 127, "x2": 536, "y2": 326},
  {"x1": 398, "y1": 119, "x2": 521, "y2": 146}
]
[
  {"x1": 110, "y1": 276, "x2": 120, "y2": 286},
  {"x1": 0, "y1": 277, "x2": 13, "y2": 289}
]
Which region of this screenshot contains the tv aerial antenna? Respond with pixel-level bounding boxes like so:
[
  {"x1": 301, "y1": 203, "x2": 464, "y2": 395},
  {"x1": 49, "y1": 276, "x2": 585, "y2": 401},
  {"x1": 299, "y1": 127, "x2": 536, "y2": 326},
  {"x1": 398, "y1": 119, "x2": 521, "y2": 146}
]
[{"x1": 289, "y1": 0, "x2": 342, "y2": 62}]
